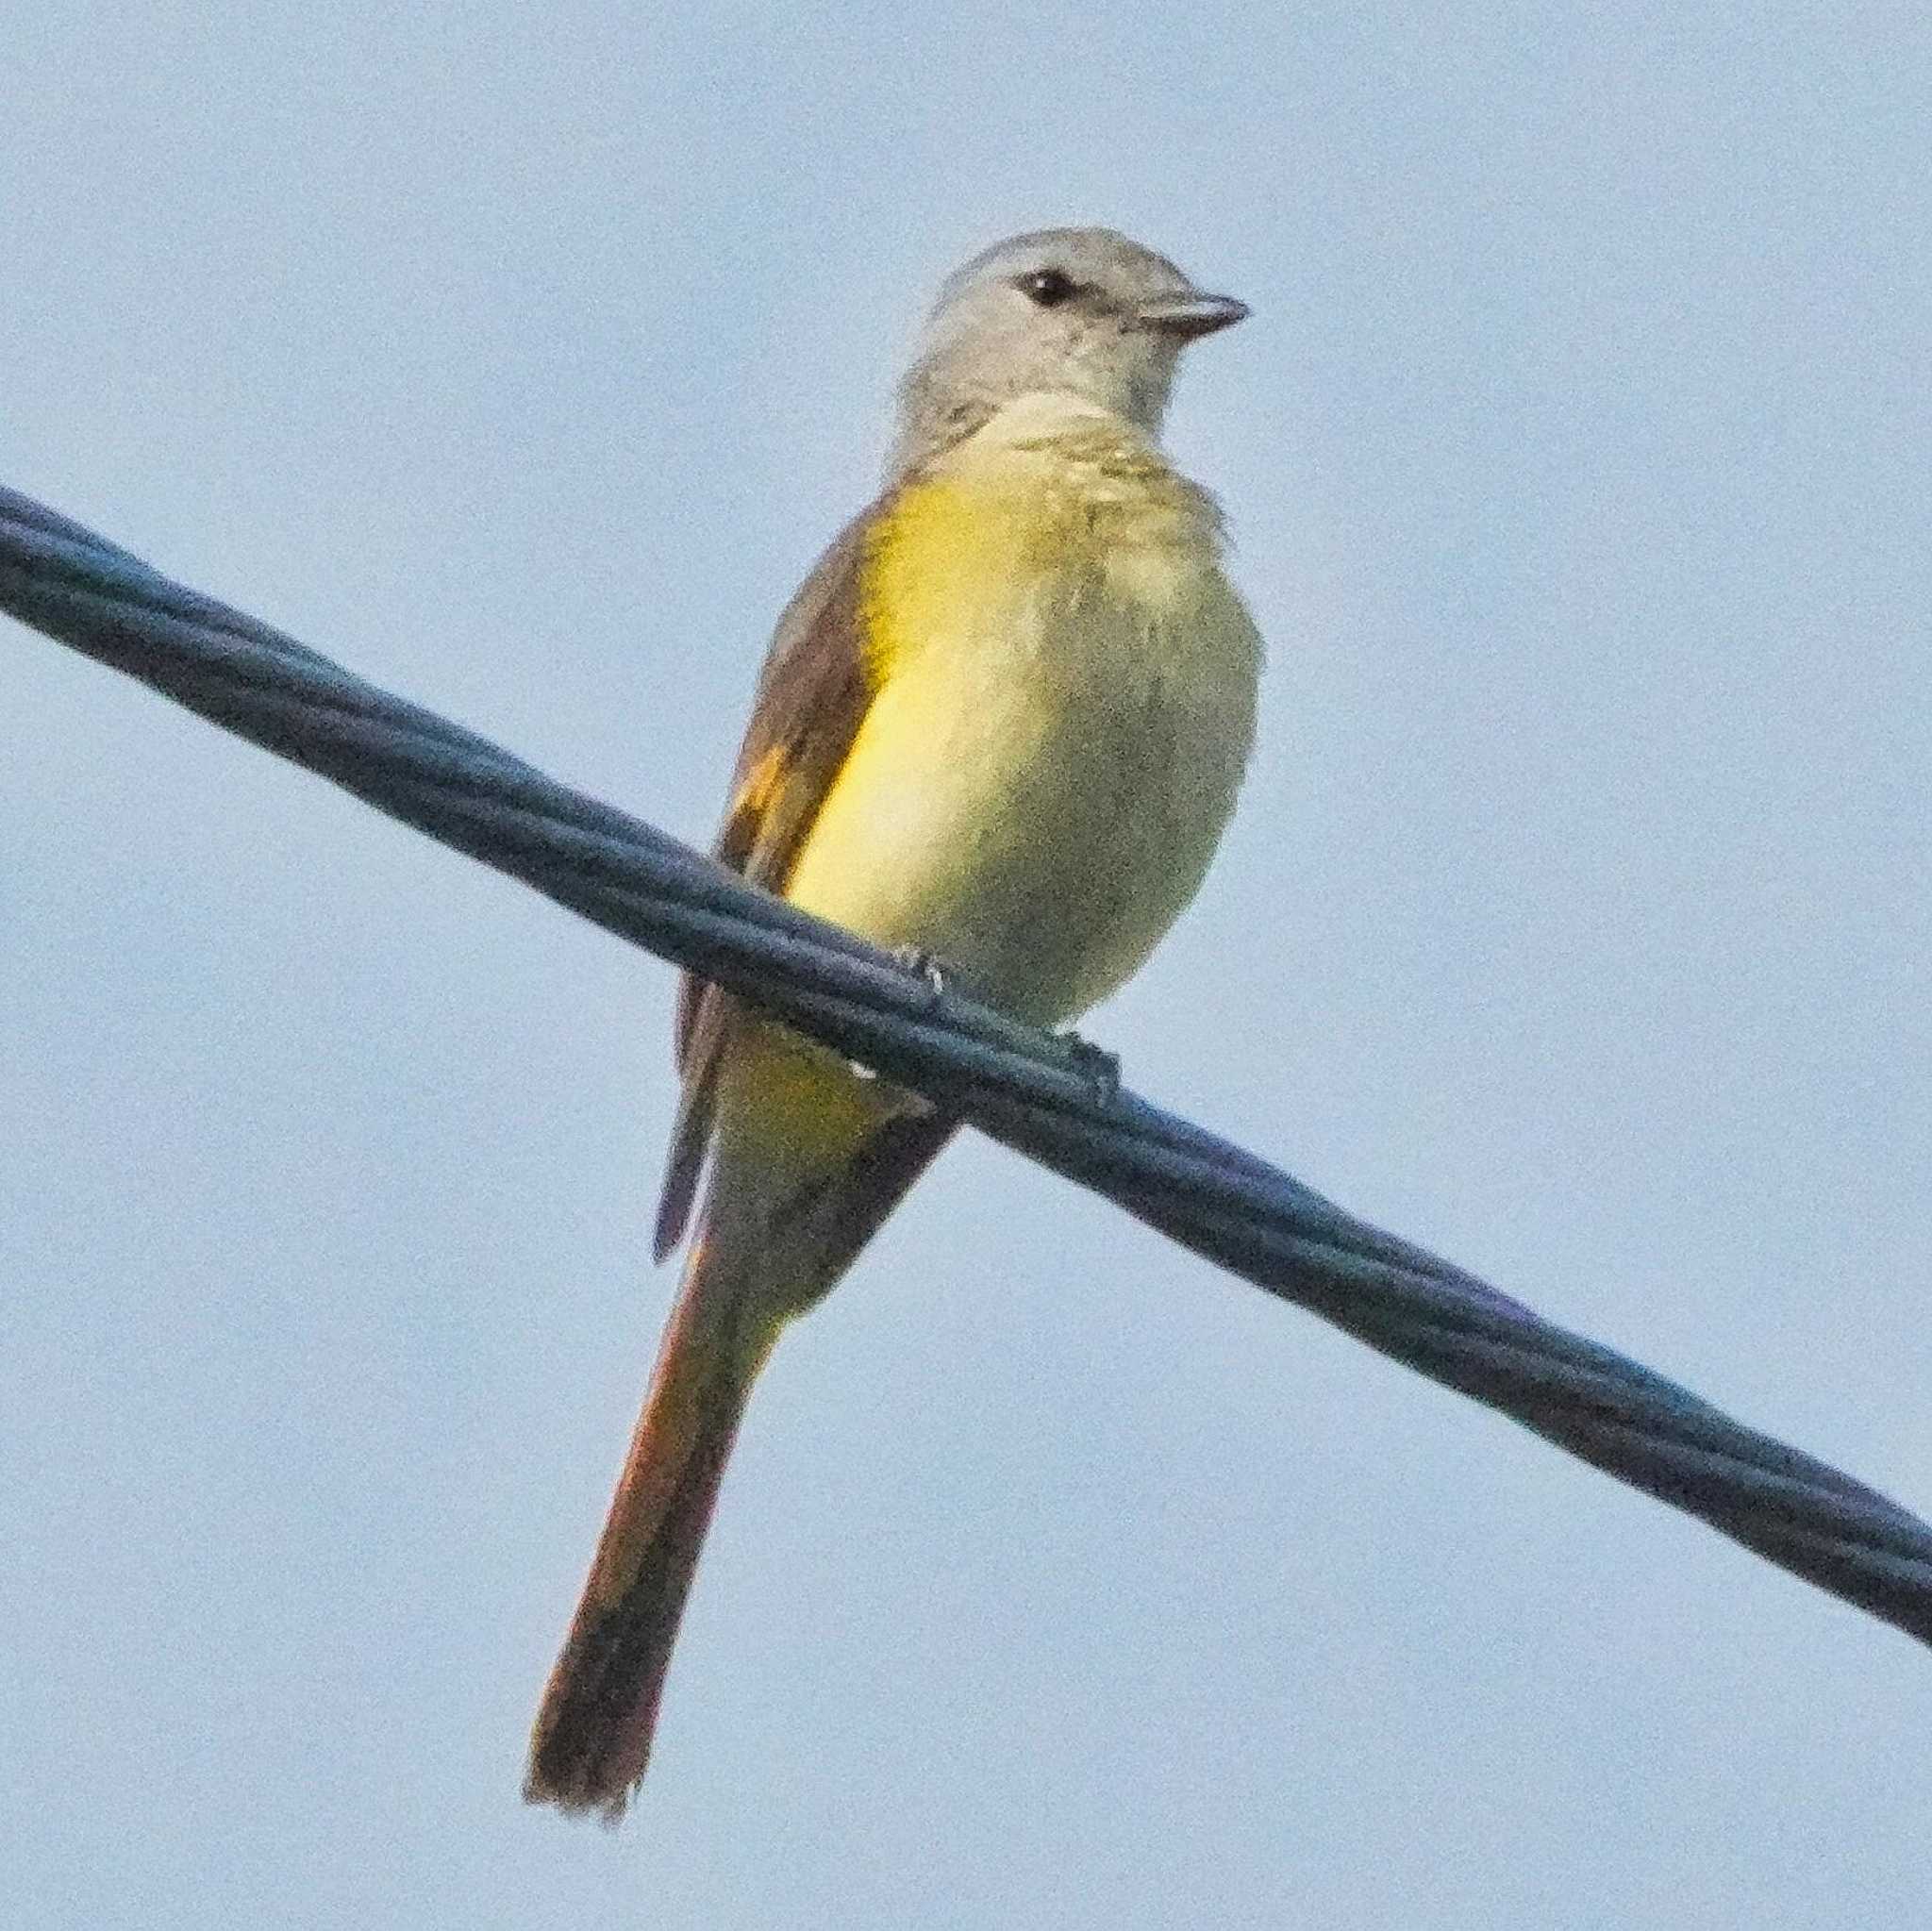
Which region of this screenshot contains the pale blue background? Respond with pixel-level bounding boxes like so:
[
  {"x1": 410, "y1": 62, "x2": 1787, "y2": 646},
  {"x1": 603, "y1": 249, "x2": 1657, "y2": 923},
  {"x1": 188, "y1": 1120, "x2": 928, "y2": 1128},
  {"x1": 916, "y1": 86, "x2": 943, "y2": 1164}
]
[{"x1": 4, "y1": 6, "x2": 1928, "y2": 1925}]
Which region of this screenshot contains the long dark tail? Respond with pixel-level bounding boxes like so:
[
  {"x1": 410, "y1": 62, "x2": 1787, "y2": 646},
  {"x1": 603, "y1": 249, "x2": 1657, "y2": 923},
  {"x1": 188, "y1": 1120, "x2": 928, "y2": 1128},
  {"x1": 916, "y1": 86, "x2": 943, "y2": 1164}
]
[
  {"x1": 524, "y1": 1225, "x2": 768, "y2": 1819},
  {"x1": 525, "y1": 1035, "x2": 954, "y2": 1815},
  {"x1": 525, "y1": 1098, "x2": 956, "y2": 1821}
]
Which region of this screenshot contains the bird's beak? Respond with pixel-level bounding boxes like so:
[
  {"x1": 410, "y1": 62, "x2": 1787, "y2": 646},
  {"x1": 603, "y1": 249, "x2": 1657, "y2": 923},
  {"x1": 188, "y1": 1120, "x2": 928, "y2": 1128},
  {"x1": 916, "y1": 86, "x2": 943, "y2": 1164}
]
[{"x1": 1134, "y1": 291, "x2": 1250, "y2": 340}]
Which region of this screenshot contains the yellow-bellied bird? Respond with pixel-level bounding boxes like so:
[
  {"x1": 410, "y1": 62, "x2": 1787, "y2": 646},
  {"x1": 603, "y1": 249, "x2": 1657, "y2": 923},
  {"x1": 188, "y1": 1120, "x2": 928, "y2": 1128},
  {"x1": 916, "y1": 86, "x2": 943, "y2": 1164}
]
[{"x1": 525, "y1": 228, "x2": 1261, "y2": 1817}]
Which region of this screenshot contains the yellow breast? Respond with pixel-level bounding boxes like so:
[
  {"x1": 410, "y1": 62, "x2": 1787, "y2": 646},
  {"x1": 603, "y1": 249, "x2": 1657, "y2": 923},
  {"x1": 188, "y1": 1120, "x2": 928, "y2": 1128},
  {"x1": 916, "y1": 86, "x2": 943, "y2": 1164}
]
[{"x1": 783, "y1": 396, "x2": 1261, "y2": 1026}]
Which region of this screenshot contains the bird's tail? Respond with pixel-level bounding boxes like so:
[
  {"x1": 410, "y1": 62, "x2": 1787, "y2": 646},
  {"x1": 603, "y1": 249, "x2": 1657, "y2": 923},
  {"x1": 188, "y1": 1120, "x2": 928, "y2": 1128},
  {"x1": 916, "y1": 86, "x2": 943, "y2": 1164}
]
[
  {"x1": 525, "y1": 1024, "x2": 954, "y2": 1821},
  {"x1": 524, "y1": 1203, "x2": 778, "y2": 1819}
]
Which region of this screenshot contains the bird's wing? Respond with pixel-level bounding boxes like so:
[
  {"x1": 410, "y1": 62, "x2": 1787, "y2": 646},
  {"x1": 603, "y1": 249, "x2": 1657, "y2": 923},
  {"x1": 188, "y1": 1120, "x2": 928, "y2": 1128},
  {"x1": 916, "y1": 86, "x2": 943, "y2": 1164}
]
[{"x1": 654, "y1": 508, "x2": 882, "y2": 1258}]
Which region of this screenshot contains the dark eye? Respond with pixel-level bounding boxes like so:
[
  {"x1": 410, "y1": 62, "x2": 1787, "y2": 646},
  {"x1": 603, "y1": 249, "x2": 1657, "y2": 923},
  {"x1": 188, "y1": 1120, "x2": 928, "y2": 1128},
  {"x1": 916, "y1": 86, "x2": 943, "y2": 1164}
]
[{"x1": 1017, "y1": 268, "x2": 1077, "y2": 308}]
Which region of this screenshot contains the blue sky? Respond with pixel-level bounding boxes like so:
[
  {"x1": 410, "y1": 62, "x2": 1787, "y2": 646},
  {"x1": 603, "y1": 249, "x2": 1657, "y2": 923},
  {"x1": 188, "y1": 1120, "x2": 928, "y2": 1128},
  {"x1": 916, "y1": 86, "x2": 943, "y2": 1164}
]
[{"x1": 5, "y1": 6, "x2": 1928, "y2": 1925}]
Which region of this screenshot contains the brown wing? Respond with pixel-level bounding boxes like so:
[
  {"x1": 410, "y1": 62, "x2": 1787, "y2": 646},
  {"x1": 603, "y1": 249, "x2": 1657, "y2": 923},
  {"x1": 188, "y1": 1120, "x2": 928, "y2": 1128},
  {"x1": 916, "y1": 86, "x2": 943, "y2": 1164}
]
[{"x1": 652, "y1": 506, "x2": 881, "y2": 1259}]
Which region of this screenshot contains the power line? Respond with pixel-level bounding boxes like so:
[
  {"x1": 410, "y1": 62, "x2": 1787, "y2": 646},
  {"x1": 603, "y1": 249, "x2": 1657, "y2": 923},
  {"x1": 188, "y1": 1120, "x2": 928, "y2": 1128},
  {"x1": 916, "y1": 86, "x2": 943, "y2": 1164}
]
[{"x1": 6, "y1": 480, "x2": 1928, "y2": 1649}]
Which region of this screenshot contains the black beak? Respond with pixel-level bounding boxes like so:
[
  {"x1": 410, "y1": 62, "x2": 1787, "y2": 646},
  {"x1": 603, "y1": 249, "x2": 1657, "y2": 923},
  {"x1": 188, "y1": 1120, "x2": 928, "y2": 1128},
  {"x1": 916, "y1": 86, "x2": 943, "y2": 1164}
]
[{"x1": 1133, "y1": 291, "x2": 1250, "y2": 341}]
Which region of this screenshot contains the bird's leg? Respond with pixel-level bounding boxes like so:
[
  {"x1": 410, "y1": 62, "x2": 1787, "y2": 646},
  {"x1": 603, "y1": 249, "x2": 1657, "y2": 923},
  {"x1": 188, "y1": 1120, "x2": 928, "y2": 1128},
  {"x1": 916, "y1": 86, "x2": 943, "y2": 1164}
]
[
  {"x1": 1058, "y1": 1030, "x2": 1123, "y2": 1107},
  {"x1": 891, "y1": 944, "x2": 950, "y2": 1010}
]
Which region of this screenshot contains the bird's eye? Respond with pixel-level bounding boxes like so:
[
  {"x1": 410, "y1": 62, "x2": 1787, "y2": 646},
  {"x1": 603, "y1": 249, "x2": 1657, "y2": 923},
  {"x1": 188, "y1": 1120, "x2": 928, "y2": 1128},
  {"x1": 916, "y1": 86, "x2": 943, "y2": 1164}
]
[{"x1": 1017, "y1": 268, "x2": 1077, "y2": 308}]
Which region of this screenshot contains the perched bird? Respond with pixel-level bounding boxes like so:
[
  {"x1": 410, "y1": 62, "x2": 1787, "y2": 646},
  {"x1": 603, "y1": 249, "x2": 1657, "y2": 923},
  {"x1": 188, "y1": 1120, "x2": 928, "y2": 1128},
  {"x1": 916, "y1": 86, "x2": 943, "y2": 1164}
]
[{"x1": 525, "y1": 227, "x2": 1261, "y2": 1818}]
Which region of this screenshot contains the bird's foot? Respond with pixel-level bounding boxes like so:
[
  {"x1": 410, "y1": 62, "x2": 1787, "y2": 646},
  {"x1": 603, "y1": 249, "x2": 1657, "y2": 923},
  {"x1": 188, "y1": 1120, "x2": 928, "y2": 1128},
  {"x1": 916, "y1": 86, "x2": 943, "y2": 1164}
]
[
  {"x1": 892, "y1": 944, "x2": 951, "y2": 1009},
  {"x1": 1058, "y1": 1030, "x2": 1122, "y2": 1107}
]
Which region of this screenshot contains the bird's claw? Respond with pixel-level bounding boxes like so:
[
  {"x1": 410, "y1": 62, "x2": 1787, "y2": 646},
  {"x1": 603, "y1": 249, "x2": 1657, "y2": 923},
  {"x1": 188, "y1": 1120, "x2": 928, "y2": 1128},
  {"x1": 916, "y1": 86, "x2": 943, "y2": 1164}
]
[
  {"x1": 1059, "y1": 1031, "x2": 1122, "y2": 1106},
  {"x1": 892, "y1": 944, "x2": 949, "y2": 1008}
]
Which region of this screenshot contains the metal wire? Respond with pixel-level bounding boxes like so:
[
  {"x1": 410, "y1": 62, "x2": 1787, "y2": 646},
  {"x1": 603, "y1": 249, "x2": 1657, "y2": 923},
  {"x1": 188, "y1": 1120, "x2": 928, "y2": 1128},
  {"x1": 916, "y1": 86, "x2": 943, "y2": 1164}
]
[{"x1": 6, "y1": 480, "x2": 1928, "y2": 1649}]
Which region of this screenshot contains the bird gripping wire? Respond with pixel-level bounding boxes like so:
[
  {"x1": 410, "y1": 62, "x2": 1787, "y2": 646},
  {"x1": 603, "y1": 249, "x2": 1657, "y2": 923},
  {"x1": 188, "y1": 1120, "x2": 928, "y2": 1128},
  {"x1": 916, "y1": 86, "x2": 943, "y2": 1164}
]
[{"x1": 5, "y1": 482, "x2": 1929, "y2": 1652}]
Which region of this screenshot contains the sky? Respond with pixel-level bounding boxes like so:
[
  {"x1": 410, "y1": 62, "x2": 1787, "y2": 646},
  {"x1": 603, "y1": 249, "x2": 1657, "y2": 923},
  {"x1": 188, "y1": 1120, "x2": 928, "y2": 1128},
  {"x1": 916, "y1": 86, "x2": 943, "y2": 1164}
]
[{"x1": 3, "y1": 5, "x2": 1928, "y2": 1925}]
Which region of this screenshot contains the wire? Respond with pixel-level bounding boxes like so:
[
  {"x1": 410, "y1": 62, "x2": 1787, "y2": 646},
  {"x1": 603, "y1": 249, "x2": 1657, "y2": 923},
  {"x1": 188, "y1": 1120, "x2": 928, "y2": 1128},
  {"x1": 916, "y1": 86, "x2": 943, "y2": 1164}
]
[{"x1": 6, "y1": 480, "x2": 1928, "y2": 1649}]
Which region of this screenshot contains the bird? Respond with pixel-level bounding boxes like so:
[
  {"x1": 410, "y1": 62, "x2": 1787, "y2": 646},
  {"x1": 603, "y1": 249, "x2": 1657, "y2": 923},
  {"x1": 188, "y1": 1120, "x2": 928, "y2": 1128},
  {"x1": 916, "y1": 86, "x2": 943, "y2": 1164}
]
[{"x1": 525, "y1": 226, "x2": 1261, "y2": 1818}]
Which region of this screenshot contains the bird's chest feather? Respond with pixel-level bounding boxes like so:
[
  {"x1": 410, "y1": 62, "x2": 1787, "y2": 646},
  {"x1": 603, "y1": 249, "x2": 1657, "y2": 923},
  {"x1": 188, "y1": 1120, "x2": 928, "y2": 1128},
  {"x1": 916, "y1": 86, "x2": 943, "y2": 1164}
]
[{"x1": 784, "y1": 456, "x2": 1258, "y2": 1023}]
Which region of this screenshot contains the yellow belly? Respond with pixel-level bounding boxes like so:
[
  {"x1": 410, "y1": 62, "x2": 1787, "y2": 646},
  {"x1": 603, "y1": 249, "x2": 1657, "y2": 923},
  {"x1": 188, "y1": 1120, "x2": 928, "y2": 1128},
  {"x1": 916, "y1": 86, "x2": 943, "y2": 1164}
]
[{"x1": 782, "y1": 410, "x2": 1260, "y2": 1026}]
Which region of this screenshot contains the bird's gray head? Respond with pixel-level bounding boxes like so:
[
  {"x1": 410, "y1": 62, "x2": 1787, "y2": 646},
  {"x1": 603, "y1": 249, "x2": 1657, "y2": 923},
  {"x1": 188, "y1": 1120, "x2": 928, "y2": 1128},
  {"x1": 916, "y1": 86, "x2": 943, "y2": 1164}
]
[{"x1": 887, "y1": 227, "x2": 1247, "y2": 477}]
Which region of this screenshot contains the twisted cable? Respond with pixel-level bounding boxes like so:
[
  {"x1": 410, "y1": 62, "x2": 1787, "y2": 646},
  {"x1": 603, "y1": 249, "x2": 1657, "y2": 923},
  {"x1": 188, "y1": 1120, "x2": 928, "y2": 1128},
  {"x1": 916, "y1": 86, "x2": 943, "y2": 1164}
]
[{"x1": 6, "y1": 483, "x2": 1925, "y2": 1647}]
